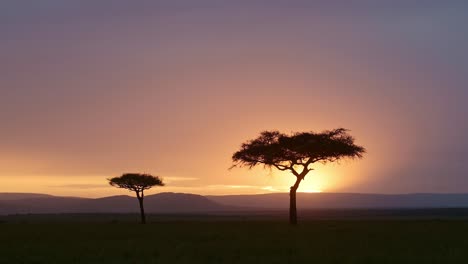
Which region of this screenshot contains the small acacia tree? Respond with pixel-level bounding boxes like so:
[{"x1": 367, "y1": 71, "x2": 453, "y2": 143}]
[
  {"x1": 232, "y1": 128, "x2": 365, "y2": 225},
  {"x1": 108, "y1": 173, "x2": 164, "y2": 224}
]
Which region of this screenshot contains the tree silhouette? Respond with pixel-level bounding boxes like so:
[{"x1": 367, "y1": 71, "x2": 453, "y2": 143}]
[
  {"x1": 108, "y1": 173, "x2": 164, "y2": 224},
  {"x1": 232, "y1": 128, "x2": 365, "y2": 225}
]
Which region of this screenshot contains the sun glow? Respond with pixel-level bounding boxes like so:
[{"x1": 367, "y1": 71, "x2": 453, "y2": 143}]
[
  {"x1": 274, "y1": 163, "x2": 349, "y2": 194},
  {"x1": 301, "y1": 189, "x2": 322, "y2": 193}
]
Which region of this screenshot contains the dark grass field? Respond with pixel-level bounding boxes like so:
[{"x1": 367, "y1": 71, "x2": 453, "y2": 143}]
[{"x1": 2, "y1": 213, "x2": 468, "y2": 264}]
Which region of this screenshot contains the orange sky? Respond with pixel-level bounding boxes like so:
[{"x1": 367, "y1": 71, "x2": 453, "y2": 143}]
[{"x1": 1, "y1": 1, "x2": 468, "y2": 197}]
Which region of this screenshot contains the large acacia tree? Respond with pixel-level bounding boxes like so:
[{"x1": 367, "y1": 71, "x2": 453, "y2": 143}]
[
  {"x1": 108, "y1": 173, "x2": 165, "y2": 224},
  {"x1": 232, "y1": 128, "x2": 365, "y2": 225}
]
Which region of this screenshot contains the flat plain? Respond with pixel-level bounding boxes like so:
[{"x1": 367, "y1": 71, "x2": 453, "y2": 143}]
[{"x1": 1, "y1": 213, "x2": 468, "y2": 263}]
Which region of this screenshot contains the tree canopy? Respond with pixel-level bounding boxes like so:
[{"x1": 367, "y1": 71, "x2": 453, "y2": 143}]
[
  {"x1": 232, "y1": 128, "x2": 365, "y2": 174},
  {"x1": 108, "y1": 173, "x2": 165, "y2": 193}
]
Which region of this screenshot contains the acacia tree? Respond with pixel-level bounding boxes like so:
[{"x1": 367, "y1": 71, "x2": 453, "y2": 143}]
[
  {"x1": 232, "y1": 128, "x2": 365, "y2": 225},
  {"x1": 108, "y1": 173, "x2": 164, "y2": 224}
]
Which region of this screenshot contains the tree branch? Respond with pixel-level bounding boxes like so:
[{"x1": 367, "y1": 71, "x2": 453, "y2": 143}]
[
  {"x1": 299, "y1": 167, "x2": 310, "y2": 179},
  {"x1": 290, "y1": 167, "x2": 300, "y2": 177},
  {"x1": 273, "y1": 164, "x2": 290, "y2": 171}
]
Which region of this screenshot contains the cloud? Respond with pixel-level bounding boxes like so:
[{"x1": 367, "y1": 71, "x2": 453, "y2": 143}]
[
  {"x1": 261, "y1": 186, "x2": 282, "y2": 192},
  {"x1": 207, "y1": 185, "x2": 257, "y2": 189},
  {"x1": 206, "y1": 184, "x2": 285, "y2": 192},
  {"x1": 163, "y1": 177, "x2": 199, "y2": 182},
  {"x1": 51, "y1": 184, "x2": 108, "y2": 189}
]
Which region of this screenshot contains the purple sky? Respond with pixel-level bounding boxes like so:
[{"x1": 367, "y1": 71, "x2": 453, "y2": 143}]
[{"x1": 1, "y1": 1, "x2": 468, "y2": 197}]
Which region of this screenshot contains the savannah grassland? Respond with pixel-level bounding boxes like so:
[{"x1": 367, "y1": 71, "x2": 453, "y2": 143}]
[{"x1": 1, "y1": 216, "x2": 468, "y2": 264}]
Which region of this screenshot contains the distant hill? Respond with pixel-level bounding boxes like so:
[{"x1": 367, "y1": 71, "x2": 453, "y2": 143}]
[
  {"x1": 208, "y1": 193, "x2": 468, "y2": 209},
  {"x1": 87, "y1": 193, "x2": 227, "y2": 213},
  {"x1": 0, "y1": 192, "x2": 227, "y2": 215},
  {"x1": 2, "y1": 192, "x2": 468, "y2": 215},
  {"x1": 0, "y1": 193, "x2": 55, "y2": 200}
]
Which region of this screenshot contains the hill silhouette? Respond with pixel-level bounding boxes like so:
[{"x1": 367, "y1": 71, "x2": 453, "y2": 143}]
[
  {"x1": 0, "y1": 192, "x2": 226, "y2": 215},
  {"x1": 2, "y1": 192, "x2": 468, "y2": 215},
  {"x1": 209, "y1": 193, "x2": 468, "y2": 209},
  {"x1": 0, "y1": 193, "x2": 55, "y2": 200}
]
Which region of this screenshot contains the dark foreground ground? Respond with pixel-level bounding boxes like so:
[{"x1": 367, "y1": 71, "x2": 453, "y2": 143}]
[{"x1": 2, "y1": 211, "x2": 468, "y2": 263}]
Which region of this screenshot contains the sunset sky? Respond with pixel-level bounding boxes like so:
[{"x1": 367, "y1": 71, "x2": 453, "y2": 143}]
[{"x1": 1, "y1": 1, "x2": 468, "y2": 197}]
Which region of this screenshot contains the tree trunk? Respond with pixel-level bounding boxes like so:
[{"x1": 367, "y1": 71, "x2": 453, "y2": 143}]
[
  {"x1": 289, "y1": 177, "x2": 303, "y2": 225},
  {"x1": 289, "y1": 186, "x2": 298, "y2": 225},
  {"x1": 136, "y1": 191, "x2": 146, "y2": 224},
  {"x1": 138, "y1": 197, "x2": 146, "y2": 224}
]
